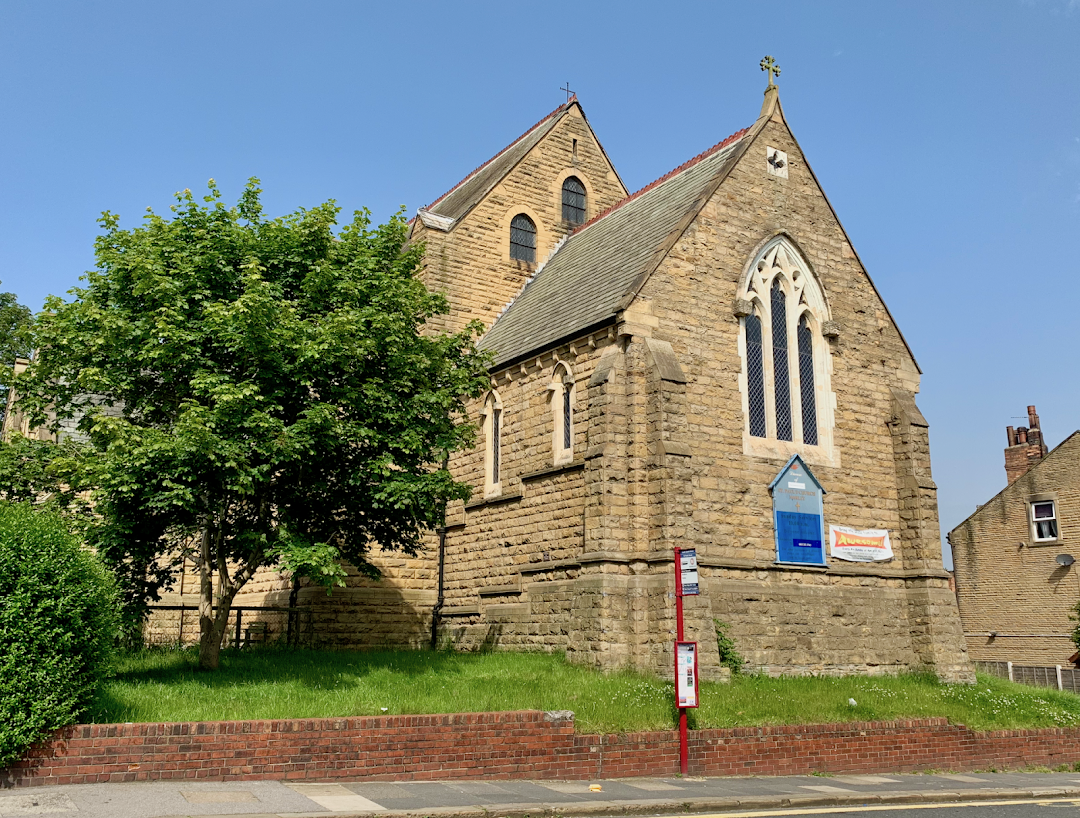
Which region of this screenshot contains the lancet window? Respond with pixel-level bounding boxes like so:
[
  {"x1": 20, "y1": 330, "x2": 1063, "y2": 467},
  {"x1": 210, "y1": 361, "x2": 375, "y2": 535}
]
[
  {"x1": 550, "y1": 363, "x2": 575, "y2": 464},
  {"x1": 482, "y1": 391, "x2": 503, "y2": 496},
  {"x1": 739, "y1": 237, "x2": 834, "y2": 459}
]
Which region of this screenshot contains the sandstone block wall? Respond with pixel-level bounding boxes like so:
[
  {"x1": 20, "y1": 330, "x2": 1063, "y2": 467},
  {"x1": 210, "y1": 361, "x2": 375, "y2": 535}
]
[
  {"x1": 951, "y1": 433, "x2": 1080, "y2": 665},
  {"x1": 226, "y1": 101, "x2": 973, "y2": 686},
  {"x1": 413, "y1": 104, "x2": 627, "y2": 336}
]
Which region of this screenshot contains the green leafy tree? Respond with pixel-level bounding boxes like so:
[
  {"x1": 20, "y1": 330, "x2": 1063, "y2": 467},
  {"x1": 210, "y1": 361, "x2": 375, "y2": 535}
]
[
  {"x1": 16, "y1": 180, "x2": 489, "y2": 669},
  {"x1": 0, "y1": 436, "x2": 85, "y2": 508},
  {"x1": 0, "y1": 284, "x2": 32, "y2": 426}
]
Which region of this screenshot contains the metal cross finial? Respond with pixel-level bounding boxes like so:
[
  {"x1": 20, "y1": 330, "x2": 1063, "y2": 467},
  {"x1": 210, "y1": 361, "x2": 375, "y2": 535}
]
[
  {"x1": 560, "y1": 82, "x2": 573, "y2": 103},
  {"x1": 760, "y1": 55, "x2": 781, "y2": 87}
]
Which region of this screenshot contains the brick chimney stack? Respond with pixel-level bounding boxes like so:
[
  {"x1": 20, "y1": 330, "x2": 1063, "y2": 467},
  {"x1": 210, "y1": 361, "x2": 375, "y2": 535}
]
[{"x1": 1004, "y1": 404, "x2": 1048, "y2": 484}]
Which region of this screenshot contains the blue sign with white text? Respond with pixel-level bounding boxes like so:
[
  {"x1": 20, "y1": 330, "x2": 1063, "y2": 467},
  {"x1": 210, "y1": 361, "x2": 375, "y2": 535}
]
[{"x1": 769, "y1": 456, "x2": 826, "y2": 566}]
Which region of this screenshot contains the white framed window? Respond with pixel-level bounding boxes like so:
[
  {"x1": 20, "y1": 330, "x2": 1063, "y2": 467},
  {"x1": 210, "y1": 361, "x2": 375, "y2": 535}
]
[
  {"x1": 481, "y1": 391, "x2": 503, "y2": 497},
  {"x1": 549, "y1": 363, "x2": 575, "y2": 465},
  {"x1": 737, "y1": 236, "x2": 837, "y2": 466},
  {"x1": 1031, "y1": 500, "x2": 1059, "y2": 542}
]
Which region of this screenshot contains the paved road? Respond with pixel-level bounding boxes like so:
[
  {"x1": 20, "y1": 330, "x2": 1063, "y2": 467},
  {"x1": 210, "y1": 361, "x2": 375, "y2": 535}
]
[
  {"x1": 699, "y1": 803, "x2": 1080, "y2": 817},
  {"x1": 4, "y1": 771, "x2": 1080, "y2": 818}
]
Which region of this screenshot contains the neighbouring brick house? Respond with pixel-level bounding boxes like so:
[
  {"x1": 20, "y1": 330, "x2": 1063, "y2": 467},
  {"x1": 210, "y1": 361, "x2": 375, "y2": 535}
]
[
  {"x1": 168, "y1": 74, "x2": 973, "y2": 682},
  {"x1": 950, "y1": 406, "x2": 1080, "y2": 665}
]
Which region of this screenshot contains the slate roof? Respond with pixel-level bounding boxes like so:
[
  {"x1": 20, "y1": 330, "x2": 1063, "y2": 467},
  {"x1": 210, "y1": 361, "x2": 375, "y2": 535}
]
[
  {"x1": 421, "y1": 99, "x2": 576, "y2": 224},
  {"x1": 479, "y1": 127, "x2": 750, "y2": 368}
]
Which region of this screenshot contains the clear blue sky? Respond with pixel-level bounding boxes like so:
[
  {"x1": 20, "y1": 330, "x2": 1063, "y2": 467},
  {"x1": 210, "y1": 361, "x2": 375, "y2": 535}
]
[{"x1": 3, "y1": 1, "x2": 1079, "y2": 567}]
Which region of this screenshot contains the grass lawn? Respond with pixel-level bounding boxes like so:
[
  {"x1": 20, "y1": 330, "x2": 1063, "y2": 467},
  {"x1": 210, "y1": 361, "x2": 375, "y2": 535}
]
[{"x1": 90, "y1": 648, "x2": 1080, "y2": 735}]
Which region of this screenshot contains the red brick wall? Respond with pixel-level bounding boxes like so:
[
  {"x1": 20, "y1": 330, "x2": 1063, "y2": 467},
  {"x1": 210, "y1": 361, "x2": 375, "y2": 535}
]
[{"x1": 6, "y1": 711, "x2": 1080, "y2": 788}]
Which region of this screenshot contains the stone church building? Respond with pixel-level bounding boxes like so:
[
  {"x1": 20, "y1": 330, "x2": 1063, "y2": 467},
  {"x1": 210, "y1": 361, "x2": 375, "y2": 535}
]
[{"x1": 229, "y1": 75, "x2": 973, "y2": 682}]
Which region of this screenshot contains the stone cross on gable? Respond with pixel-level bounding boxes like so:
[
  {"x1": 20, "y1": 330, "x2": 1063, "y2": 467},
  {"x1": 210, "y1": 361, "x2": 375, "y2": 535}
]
[{"x1": 760, "y1": 56, "x2": 781, "y2": 87}]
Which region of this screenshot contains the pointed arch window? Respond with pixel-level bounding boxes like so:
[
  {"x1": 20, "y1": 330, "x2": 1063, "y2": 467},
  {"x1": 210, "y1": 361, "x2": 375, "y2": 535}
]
[
  {"x1": 561, "y1": 176, "x2": 586, "y2": 224},
  {"x1": 738, "y1": 237, "x2": 834, "y2": 459},
  {"x1": 798, "y1": 315, "x2": 818, "y2": 446},
  {"x1": 771, "y1": 280, "x2": 792, "y2": 442},
  {"x1": 482, "y1": 391, "x2": 503, "y2": 496},
  {"x1": 746, "y1": 312, "x2": 767, "y2": 438},
  {"x1": 550, "y1": 363, "x2": 575, "y2": 464},
  {"x1": 510, "y1": 214, "x2": 536, "y2": 263}
]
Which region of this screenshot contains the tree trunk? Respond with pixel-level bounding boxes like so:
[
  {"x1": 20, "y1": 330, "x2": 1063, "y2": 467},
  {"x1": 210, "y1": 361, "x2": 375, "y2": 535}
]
[{"x1": 197, "y1": 526, "x2": 220, "y2": 670}]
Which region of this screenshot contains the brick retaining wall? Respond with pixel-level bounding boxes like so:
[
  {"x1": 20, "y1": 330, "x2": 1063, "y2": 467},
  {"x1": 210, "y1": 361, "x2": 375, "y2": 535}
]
[{"x1": 6, "y1": 711, "x2": 1080, "y2": 788}]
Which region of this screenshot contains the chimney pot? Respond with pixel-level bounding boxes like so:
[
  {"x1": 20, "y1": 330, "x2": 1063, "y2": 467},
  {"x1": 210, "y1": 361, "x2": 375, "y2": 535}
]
[{"x1": 1004, "y1": 406, "x2": 1050, "y2": 484}]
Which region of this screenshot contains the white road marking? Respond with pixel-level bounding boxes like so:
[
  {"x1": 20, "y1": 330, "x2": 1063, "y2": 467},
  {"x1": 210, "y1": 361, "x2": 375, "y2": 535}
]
[{"x1": 684, "y1": 798, "x2": 1080, "y2": 817}]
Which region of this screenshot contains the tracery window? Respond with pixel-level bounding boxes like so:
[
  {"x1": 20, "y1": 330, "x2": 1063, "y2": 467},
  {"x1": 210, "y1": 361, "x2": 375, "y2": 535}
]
[
  {"x1": 510, "y1": 214, "x2": 537, "y2": 263},
  {"x1": 482, "y1": 391, "x2": 503, "y2": 496},
  {"x1": 739, "y1": 237, "x2": 834, "y2": 460},
  {"x1": 550, "y1": 363, "x2": 574, "y2": 464},
  {"x1": 561, "y1": 176, "x2": 586, "y2": 224}
]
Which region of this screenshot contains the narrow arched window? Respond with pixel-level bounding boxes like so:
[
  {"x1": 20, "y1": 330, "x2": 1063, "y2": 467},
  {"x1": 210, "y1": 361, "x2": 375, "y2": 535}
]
[
  {"x1": 551, "y1": 364, "x2": 574, "y2": 464},
  {"x1": 491, "y1": 406, "x2": 501, "y2": 483},
  {"x1": 745, "y1": 313, "x2": 766, "y2": 438},
  {"x1": 510, "y1": 214, "x2": 536, "y2": 263},
  {"x1": 798, "y1": 315, "x2": 817, "y2": 446},
  {"x1": 483, "y1": 392, "x2": 503, "y2": 495},
  {"x1": 771, "y1": 280, "x2": 792, "y2": 441},
  {"x1": 562, "y1": 388, "x2": 572, "y2": 450},
  {"x1": 561, "y1": 176, "x2": 586, "y2": 224}
]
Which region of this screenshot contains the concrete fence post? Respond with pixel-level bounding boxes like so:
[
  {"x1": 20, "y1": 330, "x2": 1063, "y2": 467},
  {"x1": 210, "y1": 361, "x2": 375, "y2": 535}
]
[
  {"x1": 1057, "y1": 665, "x2": 1064, "y2": 691},
  {"x1": 1007, "y1": 661, "x2": 1013, "y2": 682}
]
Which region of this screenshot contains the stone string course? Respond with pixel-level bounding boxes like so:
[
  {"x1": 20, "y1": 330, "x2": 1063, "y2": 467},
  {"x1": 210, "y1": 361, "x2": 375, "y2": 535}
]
[{"x1": 7, "y1": 712, "x2": 1080, "y2": 788}]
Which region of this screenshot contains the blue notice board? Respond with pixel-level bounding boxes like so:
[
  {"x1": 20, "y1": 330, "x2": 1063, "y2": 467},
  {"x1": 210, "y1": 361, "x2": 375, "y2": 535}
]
[{"x1": 769, "y1": 455, "x2": 826, "y2": 566}]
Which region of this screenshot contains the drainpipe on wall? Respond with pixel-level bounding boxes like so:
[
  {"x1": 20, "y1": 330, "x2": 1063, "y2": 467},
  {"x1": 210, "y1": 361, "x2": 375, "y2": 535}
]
[{"x1": 431, "y1": 457, "x2": 449, "y2": 651}]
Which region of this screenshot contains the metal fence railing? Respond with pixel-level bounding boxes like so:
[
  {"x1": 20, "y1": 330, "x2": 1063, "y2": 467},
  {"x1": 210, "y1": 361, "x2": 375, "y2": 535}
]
[
  {"x1": 976, "y1": 660, "x2": 1080, "y2": 694},
  {"x1": 145, "y1": 604, "x2": 313, "y2": 649}
]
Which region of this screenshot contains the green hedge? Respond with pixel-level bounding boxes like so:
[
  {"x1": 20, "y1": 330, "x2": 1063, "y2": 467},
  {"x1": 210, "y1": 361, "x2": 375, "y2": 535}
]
[{"x1": 0, "y1": 503, "x2": 118, "y2": 768}]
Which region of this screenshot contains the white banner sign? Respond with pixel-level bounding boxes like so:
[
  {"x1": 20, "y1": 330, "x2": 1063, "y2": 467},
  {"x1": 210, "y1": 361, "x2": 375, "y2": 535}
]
[
  {"x1": 829, "y1": 525, "x2": 893, "y2": 562},
  {"x1": 676, "y1": 642, "x2": 698, "y2": 707},
  {"x1": 679, "y1": 549, "x2": 699, "y2": 595}
]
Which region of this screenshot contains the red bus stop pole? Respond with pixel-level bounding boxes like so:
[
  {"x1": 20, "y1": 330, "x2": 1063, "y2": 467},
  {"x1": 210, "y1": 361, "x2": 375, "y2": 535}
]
[{"x1": 674, "y1": 547, "x2": 687, "y2": 775}]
